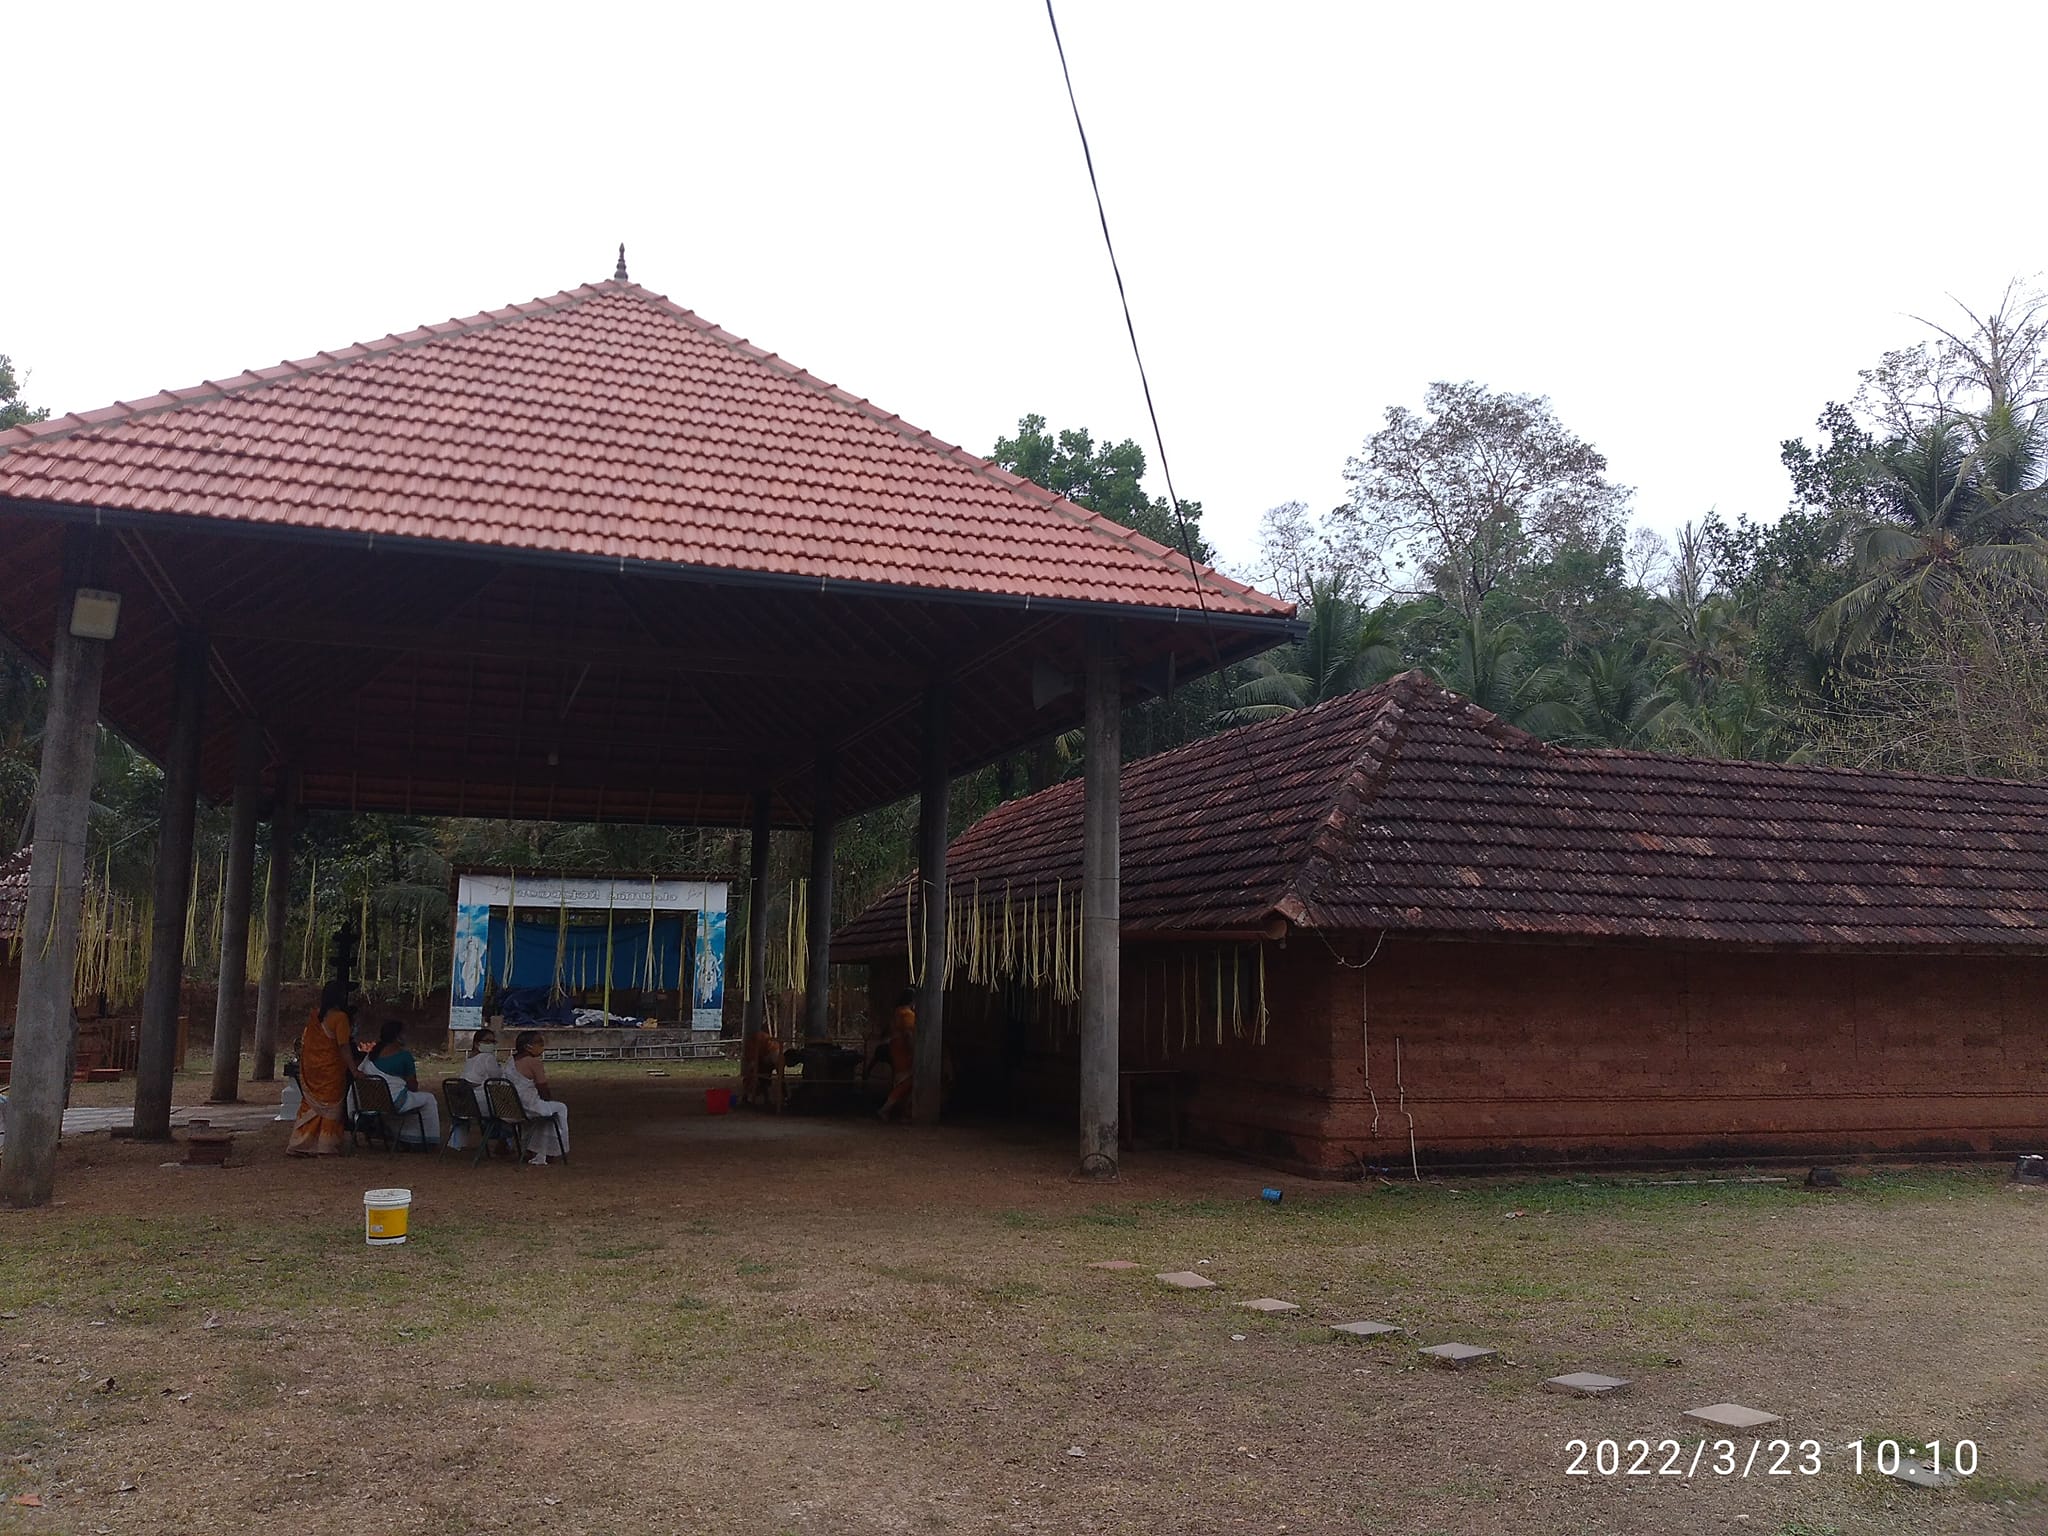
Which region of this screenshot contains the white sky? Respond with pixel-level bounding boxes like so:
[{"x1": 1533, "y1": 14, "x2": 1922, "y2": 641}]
[{"x1": 7, "y1": 1, "x2": 2046, "y2": 585}]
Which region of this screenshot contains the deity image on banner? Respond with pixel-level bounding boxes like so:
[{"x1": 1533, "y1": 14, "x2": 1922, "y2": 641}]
[
  {"x1": 453, "y1": 901, "x2": 491, "y2": 1007},
  {"x1": 693, "y1": 911, "x2": 726, "y2": 1013}
]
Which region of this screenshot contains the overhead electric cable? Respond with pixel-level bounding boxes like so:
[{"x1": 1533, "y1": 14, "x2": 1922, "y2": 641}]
[{"x1": 1043, "y1": 0, "x2": 1221, "y2": 666}]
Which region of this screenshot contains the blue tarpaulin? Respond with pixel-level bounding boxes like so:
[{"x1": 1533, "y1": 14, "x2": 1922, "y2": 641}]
[{"x1": 485, "y1": 913, "x2": 688, "y2": 992}]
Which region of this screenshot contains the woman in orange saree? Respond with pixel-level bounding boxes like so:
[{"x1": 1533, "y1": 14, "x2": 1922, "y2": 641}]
[{"x1": 286, "y1": 982, "x2": 359, "y2": 1156}]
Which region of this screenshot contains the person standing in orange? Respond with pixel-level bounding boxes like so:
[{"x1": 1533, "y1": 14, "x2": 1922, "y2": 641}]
[
  {"x1": 286, "y1": 981, "x2": 362, "y2": 1156},
  {"x1": 878, "y1": 988, "x2": 917, "y2": 1121}
]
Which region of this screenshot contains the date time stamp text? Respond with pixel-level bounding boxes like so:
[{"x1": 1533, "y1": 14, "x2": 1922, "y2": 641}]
[{"x1": 1564, "y1": 1437, "x2": 1980, "y2": 1479}]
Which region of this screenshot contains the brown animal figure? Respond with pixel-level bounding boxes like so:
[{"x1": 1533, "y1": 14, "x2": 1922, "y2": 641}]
[{"x1": 741, "y1": 1030, "x2": 786, "y2": 1111}]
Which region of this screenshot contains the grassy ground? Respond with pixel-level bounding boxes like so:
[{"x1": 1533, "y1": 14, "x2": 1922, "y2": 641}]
[{"x1": 2, "y1": 1063, "x2": 2043, "y2": 1534}]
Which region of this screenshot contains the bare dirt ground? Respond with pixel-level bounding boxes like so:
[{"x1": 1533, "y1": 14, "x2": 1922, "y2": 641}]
[{"x1": 3, "y1": 1063, "x2": 2044, "y2": 1535}]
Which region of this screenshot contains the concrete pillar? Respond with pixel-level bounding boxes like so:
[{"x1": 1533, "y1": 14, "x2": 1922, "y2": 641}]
[
  {"x1": 742, "y1": 787, "x2": 771, "y2": 1046},
  {"x1": 802, "y1": 750, "x2": 835, "y2": 1047},
  {"x1": 206, "y1": 719, "x2": 263, "y2": 1102},
  {"x1": 1, "y1": 534, "x2": 111, "y2": 1209},
  {"x1": 911, "y1": 683, "x2": 949, "y2": 1124},
  {"x1": 250, "y1": 766, "x2": 296, "y2": 1081},
  {"x1": 134, "y1": 629, "x2": 207, "y2": 1139},
  {"x1": 1078, "y1": 620, "x2": 1121, "y2": 1175}
]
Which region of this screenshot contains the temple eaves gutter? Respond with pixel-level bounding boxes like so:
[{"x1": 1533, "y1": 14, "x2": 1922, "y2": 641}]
[{"x1": 0, "y1": 497, "x2": 1307, "y2": 660}]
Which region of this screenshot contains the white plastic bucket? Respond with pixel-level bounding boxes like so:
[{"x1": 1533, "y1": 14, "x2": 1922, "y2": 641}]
[
  {"x1": 276, "y1": 1079, "x2": 301, "y2": 1123},
  {"x1": 364, "y1": 1187, "x2": 412, "y2": 1246}
]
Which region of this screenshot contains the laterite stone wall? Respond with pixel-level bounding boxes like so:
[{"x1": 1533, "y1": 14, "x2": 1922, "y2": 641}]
[
  {"x1": 1296, "y1": 937, "x2": 2048, "y2": 1173},
  {"x1": 862, "y1": 937, "x2": 2048, "y2": 1174}
]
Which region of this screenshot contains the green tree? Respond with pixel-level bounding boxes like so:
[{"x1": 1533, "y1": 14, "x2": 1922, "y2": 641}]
[
  {"x1": 0, "y1": 652, "x2": 45, "y2": 848},
  {"x1": 1, "y1": 359, "x2": 50, "y2": 847},
  {"x1": 1652, "y1": 520, "x2": 1747, "y2": 693},
  {"x1": 1504, "y1": 537, "x2": 1646, "y2": 660},
  {"x1": 1855, "y1": 281, "x2": 2048, "y2": 437},
  {"x1": 1780, "y1": 402, "x2": 1892, "y2": 521},
  {"x1": 985, "y1": 414, "x2": 1220, "y2": 797},
  {"x1": 1705, "y1": 505, "x2": 1853, "y2": 712},
  {"x1": 1428, "y1": 609, "x2": 1578, "y2": 738},
  {"x1": 989, "y1": 414, "x2": 1209, "y2": 561},
  {"x1": 1340, "y1": 382, "x2": 1631, "y2": 617},
  {"x1": 1219, "y1": 572, "x2": 1401, "y2": 724},
  {"x1": 1568, "y1": 642, "x2": 1674, "y2": 749},
  {"x1": 1662, "y1": 678, "x2": 1795, "y2": 762},
  {"x1": 1810, "y1": 417, "x2": 2048, "y2": 656},
  {"x1": 1, "y1": 353, "x2": 50, "y2": 432}
]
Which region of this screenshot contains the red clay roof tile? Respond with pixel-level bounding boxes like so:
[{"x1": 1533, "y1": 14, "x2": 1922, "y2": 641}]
[
  {"x1": 835, "y1": 673, "x2": 2048, "y2": 957},
  {"x1": 0, "y1": 281, "x2": 1286, "y2": 621}
]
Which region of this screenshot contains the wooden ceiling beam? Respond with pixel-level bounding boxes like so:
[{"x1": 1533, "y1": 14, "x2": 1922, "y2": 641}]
[{"x1": 205, "y1": 613, "x2": 919, "y2": 686}]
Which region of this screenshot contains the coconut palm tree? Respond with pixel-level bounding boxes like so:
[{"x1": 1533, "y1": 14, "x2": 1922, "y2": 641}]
[
  {"x1": 1970, "y1": 397, "x2": 2048, "y2": 522},
  {"x1": 1659, "y1": 678, "x2": 1794, "y2": 761},
  {"x1": 1569, "y1": 642, "x2": 1675, "y2": 749},
  {"x1": 1650, "y1": 520, "x2": 1748, "y2": 693},
  {"x1": 1656, "y1": 594, "x2": 1747, "y2": 692},
  {"x1": 1220, "y1": 573, "x2": 1402, "y2": 723},
  {"x1": 1811, "y1": 416, "x2": 2048, "y2": 655},
  {"x1": 1431, "y1": 610, "x2": 1579, "y2": 738}
]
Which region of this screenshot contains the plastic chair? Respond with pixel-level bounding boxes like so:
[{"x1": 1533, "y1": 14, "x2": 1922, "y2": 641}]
[
  {"x1": 484, "y1": 1078, "x2": 567, "y2": 1164},
  {"x1": 343, "y1": 1078, "x2": 377, "y2": 1151},
  {"x1": 441, "y1": 1078, "x2": 496, "y2": 1164},
  {"x1": 355, "y1": 1070, "x2": 430, "y2": 1151}
]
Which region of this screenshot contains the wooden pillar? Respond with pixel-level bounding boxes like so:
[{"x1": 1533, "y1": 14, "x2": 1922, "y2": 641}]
[
  {"x1": 206, "y1": 719, "x2": 263, "y2": 1102},
  {"x1": 250, "y1": 766, "x2": 296, "y2": 1081},
  {"x1": 802, "y1": 751, "x2": 835, "y2": 1046},
  {"x1": 1078, "y1": 620, "x2": 1121, "y2": 1175},
  {"x1": 134, "y1": 629, "x2": 207, "y2": 1139},
  {"x1": 911, "y1": 683, "x2": 949, "y2": 1124},
  {"x1": 742, "y1": 786, "x2": 771, "y2": 1045},
  {"x1": 0, "y1": 534, "x2": 111, "y2": 1209}
]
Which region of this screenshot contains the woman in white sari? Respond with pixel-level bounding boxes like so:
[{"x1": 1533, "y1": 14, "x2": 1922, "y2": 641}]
[{"x1": 508, "y1": 1031, "x2": 570, "y2": 1165}]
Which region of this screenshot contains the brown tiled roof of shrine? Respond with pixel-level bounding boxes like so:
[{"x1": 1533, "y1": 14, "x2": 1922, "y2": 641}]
[
  {"x1": 834, "y1": 671, "x2": 2048, "y2": 956},
  {"x1": 0, "y1": 281, "x2": 1284, "y2": 620}
]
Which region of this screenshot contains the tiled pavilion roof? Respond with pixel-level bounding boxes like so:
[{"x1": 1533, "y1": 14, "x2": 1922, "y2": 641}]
[
  {"x1": 835, "y1": 672, "x2": 2048, "y2": 955},
  {"x1": 0, "y1": 280, "x2": 1282, "y2": 619},
  {"x1": 0, "y1": 277, "x2": 1294, "y2": 823}
]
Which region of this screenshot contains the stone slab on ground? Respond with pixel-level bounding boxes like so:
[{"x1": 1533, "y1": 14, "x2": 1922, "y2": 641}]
[
  {"x1": 1889, "y1": 1460, "x2": 1959, "y2": 1490},
  {"x1": 1419, "y1": 1342, "x2": 1496, "y2": 1367},
  {"x1": 1544, "y1": 1372, "x2": 1629, "y2": 1396},
  {"x1": 1239, "y1": 1298, "x2": 1299, "y2": 1313},
  {"x1": 1155, "y1": 1271, "x2": 1218, "y2": 1290},
  {"x1": 1331, "y1": 1321, "x2": 1401, "y2": 1339},
  {"x1": 1685, "y1": 1403, "x2": 1781, "y2": 1430},
  {"x1": 1088, "y1": 1260, "x2": 1140, "y2": 1271}
]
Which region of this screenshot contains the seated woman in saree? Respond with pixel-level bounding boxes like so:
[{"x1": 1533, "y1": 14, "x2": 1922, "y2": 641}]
[
  {"x1": 508, "y1": 1030, "x2": 570, "y2": 1166},
  {"x1": 362, "y1": 1019, "x2": 442, "y2": 1147},
  {"x1": 286, "y1": 981, "x2": 362, "y2": 1157}
]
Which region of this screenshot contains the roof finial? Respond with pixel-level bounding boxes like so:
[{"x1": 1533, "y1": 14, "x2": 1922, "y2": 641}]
[{"x1": 614, "y1": 243, "x2": 629, "y2": 282}]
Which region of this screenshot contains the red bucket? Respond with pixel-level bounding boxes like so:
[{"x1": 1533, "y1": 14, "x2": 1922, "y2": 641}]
[{"x1": 705, "y1": 1087, "x2": 732, "y2": 1115}]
